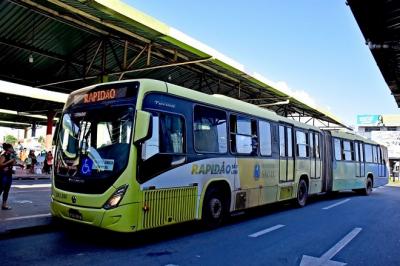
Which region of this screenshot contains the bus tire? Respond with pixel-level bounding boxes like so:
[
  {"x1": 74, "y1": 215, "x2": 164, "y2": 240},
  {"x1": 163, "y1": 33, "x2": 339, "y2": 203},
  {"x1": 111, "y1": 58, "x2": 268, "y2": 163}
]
[
  {"x1": 362, "y1": 177, "x2": 373, "y2": 196},
  {"x1": 296, "y1": 179, "x2": 308, "y2": 207},
  {"x1": 202, "y1": 187, "x2": 226, "y2": 229}
]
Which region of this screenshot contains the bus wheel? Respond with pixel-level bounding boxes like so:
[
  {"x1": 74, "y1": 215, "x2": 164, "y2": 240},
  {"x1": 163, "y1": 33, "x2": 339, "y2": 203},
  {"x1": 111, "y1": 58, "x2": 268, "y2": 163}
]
[
  {"x1": 202, "y1": 188, "x2": 225, "y2": 229},
  {"x1": 296, "y1": 179, "x2": 308, "y2": 207},
  {"x1": 363, "y1": 177, "x2": 373, "y2": 196}
]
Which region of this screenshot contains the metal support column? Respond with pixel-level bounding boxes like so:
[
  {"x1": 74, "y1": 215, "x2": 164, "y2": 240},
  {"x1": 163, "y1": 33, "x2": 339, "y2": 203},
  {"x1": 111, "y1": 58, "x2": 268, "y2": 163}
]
[{"x1": 45, "y1": 111, "x2": 55, "y2": 151}]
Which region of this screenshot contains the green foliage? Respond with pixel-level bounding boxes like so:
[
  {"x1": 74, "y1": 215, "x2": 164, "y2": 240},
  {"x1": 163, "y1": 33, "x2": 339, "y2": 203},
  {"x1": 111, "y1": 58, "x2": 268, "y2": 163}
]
[
  {"x1": 4, "y1": 134, "x2": 17, "y2": 145},
  {"x1": 38, "y1": 136, "x2": 45, "y2": 144}
]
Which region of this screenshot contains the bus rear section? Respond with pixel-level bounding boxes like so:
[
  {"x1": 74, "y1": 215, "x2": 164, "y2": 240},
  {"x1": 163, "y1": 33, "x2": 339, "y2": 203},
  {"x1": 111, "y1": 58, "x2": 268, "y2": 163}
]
[{"x1": 327, "y1": 131, "x2": 388, "y2": 194}]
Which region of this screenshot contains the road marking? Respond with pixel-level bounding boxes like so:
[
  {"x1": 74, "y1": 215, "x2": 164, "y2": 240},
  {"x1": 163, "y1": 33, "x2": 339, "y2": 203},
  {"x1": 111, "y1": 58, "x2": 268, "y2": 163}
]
[
  {"x1": 12, "y1": 189, "x2": 51, "y2": 193},
  {"x1": 377, "y1": 186, "x2": 385, "y2": 189},
  {"x1": 300, "y1": 227, "x2": 362, "y2": 266},
  {"x1": 13, "y1": 200, "x2": 33, "y2": 204},
  {"x1": 322, "y1": 199, "x2": 350, "y2": 210},
  {"x1": 248, "y1": 224, "x2": 285, "y2": 238},
  {"x1": 12, "y1": 184, "x2": 51, "y2": 189},
  {"x1": 3, "y1": 213, "x2": 51, "y2": 221}
]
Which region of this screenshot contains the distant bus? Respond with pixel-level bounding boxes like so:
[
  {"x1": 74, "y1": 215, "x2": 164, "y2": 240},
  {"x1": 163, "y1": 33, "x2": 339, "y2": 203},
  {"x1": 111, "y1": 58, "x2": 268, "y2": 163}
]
[{"x1": 51, "y1": 79, "x2": 389, "y2": 232}]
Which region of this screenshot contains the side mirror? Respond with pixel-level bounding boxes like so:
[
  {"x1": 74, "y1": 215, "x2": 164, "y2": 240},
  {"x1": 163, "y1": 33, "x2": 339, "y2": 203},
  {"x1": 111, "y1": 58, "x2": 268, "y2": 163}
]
[
  {"x1": 62, "y1": 114, "x2": 79, "y2": 137},
  {"x1": 134, "y1": 110, "x2": 152, "y2": 144}
]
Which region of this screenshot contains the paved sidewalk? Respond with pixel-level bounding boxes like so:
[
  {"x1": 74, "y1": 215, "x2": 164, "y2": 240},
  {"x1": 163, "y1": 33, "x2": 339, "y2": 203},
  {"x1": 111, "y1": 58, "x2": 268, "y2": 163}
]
[
  {"x1": 0, "y1": 176, "x2": 54, "y2": 238},
  {"x1": 12, "y1": 168, "x2": 51, "y2": 180}
]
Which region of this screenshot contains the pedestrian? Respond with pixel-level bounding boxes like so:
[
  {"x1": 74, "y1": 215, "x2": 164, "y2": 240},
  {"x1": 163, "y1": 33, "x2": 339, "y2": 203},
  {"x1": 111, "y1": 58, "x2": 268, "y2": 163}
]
[
  {"x1": 0, "y1": 143, "x2": 16, "y2": 210},
  {"x1": 43, "y1": 151, "x2": 53, "y2": 174},
  {"x1": 27, "y1": 150, "x2": 37, "y2": 174},
  {"x1": 19, "y1": 148, "x2": 27, "y2": 165}
]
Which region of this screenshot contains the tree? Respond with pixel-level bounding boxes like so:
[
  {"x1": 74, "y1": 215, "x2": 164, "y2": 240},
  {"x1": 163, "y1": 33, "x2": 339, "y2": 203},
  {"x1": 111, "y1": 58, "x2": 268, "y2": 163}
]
[
  {"x1": 4, "y1": 134, "x2": 17, "y2": 145},
  {"x1": 38, "y1": 136, "x2": 45, "y2": 145}
]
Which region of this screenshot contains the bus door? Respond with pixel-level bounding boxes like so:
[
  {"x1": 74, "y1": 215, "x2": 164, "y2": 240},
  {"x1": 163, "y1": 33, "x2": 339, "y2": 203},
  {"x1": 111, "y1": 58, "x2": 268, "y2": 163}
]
[
  {"x1": 309, "y1": 131, "x2": 322, "y2": 193},
  {"x1": 355, "y1": 141, "x2": 365, "y2": 177},
  {"x1": 378, "y1": 146, "x2": 385, "y2": 177},
  {"x1": 309, "y1": 131, "x2": 316, "y2": 179},
  {"x1": 279, "y1": 125, "x2": 294, "y2": 182}
]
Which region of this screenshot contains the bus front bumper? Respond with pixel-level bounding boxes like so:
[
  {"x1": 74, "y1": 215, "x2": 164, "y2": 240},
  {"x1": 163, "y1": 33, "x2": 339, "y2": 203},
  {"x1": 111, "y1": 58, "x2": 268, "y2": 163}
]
[{"x1": 51, "y1": 198, "x2": 139, "y2": 232}]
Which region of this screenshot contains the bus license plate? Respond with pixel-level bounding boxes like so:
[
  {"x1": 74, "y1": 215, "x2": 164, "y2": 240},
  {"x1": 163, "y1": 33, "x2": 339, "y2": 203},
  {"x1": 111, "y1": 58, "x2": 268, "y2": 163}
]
[{"x1": 68, "y1": 209, "x2": 82, "y2": 220}]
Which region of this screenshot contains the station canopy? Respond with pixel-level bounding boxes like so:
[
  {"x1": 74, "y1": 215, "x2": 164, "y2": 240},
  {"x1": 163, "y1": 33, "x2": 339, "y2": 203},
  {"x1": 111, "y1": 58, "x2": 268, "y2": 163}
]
[
  {"x1": 348, "y1": 0, "x2": 400, "y2": 107},
  {"x1": 0, "y1": 0, "x2": 347, "y2": 129}
]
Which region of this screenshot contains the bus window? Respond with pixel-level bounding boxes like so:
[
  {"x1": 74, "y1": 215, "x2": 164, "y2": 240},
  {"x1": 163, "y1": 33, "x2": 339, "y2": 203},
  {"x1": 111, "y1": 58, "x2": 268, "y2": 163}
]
[
  {"x1": 142, "y1": 113, "x2": 185, "y2": 160},
  {"x1": 279, "y1": 125, "x2": 293, "y2": 157},
  {"x1": 373, "y1": 146, "x2": 379, "y2": 163},
  {"x1": 315, "y1": 133, "x2": 320, "y2": 158},
  {"x1": 334, "y1": 138, "x2": 341, "y2": 161},
  {"x1": 279, "y1": 126, "x2": 286, "y2": 157},
  {"x1": 343, "y1": 141, "x2": 353, "y2": 161},
  {"x1": 309, "y1": 133, "x2": 314, "y2": 158},
  {"x1": 355, "y1": 142, "x2": 359, "y2": 162},
  {"x1": 287, "y1": 127, "x2": 293, "y2": 157},
  {"x1": 377, "y1": 146, "x2": 382, "y2": 164},
  {"x1": 142, "y1": 116, "x2": 160, "y2": 160},
  {"x1": 296, "y1": 130, "x2": 309, "y2": 158},
  {"x1": 259, "y1": 121, "x2": 271, "y2": 156},
  {"x1": 194, "y1": 105, "x2": 227, "y2": 153},
  {"x1": 230, "y1": 115, "x2": 257, "y2": 155},
  {"x1": 365, "y1": 144, "x2": 373, "y2": 163}
]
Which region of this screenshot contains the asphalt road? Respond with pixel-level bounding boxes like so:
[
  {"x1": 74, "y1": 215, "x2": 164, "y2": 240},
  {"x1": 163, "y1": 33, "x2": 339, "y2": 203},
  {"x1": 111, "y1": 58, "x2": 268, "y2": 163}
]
[{"x1": 1, "y1": 186, "x2": 399, "y2": 266}]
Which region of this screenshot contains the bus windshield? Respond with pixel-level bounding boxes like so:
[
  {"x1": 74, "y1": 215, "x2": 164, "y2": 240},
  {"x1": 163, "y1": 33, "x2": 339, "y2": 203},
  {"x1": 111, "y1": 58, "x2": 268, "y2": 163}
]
[{"x1": 54, "y1": 105, "x2": 134, "y2": 193}]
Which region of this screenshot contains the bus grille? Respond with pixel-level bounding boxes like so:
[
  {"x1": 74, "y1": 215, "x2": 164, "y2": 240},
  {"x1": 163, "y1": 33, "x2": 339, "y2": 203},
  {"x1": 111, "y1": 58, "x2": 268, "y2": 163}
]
[{"x1": 142, "y1": 187, "x2": 197, "y2": 229}]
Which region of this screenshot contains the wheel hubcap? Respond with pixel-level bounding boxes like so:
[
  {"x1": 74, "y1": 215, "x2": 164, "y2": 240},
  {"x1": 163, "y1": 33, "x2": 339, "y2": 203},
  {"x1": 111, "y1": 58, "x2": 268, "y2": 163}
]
[
  {"x1": 210, "y1": 198, "x2": 222, "y2": 219},
  {"x1": 299, "y1": 184, "x2": 306, "y2": 203}
]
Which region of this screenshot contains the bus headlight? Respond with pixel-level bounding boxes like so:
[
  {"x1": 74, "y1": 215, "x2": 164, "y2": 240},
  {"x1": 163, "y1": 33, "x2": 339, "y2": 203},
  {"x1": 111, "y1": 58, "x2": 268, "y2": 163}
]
[{"x1": 103, "y1": 185, "x2": 128, "y2": 210}]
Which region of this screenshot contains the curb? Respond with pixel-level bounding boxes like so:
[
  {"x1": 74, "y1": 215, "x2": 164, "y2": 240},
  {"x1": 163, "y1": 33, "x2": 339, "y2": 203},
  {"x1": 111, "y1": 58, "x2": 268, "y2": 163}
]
[
  {"x1": 13, "y1": 175, "x2": 51, "y2": 180},
  {"x1": 0, "y1": 216, "x2": 55, "y2": 240}
]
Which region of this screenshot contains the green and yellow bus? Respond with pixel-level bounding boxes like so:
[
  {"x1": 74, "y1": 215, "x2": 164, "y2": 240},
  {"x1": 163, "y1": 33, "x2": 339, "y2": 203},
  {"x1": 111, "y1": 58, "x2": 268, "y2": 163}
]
[{"x1": 51, "y1": 79, "x2": 388, "y2": 232}]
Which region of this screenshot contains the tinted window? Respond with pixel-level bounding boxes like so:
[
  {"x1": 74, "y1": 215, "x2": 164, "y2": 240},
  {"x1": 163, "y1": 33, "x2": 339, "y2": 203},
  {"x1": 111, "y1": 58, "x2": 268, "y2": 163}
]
[{"x1": 194, "y1": 106, "x2": 227, "y2": 153}]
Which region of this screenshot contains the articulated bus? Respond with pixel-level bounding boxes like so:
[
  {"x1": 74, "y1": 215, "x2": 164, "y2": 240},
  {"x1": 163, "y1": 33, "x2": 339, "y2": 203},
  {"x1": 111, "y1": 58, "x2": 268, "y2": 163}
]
[{"x1": 51, "y1": 79, "x2": 389, "y2": 232}]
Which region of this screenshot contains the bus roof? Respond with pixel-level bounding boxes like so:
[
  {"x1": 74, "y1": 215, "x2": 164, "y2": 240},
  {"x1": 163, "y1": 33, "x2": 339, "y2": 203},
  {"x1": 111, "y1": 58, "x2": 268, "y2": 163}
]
[{"x1": 330, "y1": 130, "x2": 378, "y2": 145}]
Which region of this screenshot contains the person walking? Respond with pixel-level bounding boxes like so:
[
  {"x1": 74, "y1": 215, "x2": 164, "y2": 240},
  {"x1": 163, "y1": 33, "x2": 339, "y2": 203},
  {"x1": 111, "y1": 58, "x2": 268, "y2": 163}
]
[{"x1": 0, "y1": 143, "x2": 16, "y2": 210}]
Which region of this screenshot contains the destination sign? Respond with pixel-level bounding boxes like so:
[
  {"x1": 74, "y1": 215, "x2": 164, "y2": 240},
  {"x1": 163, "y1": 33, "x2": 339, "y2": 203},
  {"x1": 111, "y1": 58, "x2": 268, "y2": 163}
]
[
  {"x1": 66, "y1": 81, "x2": 140, "y2": 108},
  {"x1": 83, "y1": 87, "x2": 123, "y2": 104},
  {"x1": 84, "y1": 88, "x2": 116, "y2": 103}
]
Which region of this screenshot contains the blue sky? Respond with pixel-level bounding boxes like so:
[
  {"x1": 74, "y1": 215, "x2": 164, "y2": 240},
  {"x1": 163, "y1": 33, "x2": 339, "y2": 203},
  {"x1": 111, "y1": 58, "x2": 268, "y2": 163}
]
[{"x1": 125, "y1": 0, "x2": 398, "y2": 125}]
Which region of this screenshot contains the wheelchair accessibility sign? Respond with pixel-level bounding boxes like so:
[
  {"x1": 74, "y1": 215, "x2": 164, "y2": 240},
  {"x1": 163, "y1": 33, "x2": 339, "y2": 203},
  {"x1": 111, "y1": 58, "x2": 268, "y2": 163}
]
[{"x1": 81, "y1": 158, "x2": 93, "y2": 175}]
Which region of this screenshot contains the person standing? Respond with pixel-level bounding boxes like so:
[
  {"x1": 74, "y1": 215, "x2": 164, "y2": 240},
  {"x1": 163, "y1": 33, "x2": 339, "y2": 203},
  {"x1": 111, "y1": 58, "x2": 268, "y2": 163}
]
[
  {"x1": 27, "y1": 150, "x2": 37, "y2": 174},
  {"x1": 43, "y1": 151, "x2": 53, "y2": 174},
  {"x1": 46, "y1": 151, "x2": 53, "y2": 174},
  {"x1": 19, "y1": 148, "x2": 27, "y2": 165},
  {"x1": 0, "y1": 143, "x2": 16, "y2": 210}
]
